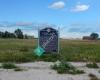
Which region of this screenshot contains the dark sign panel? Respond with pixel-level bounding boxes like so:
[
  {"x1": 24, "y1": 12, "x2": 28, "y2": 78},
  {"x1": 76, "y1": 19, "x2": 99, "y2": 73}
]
[{"x1": 39, "y1": 27, "x2": 59, "y2": 53}]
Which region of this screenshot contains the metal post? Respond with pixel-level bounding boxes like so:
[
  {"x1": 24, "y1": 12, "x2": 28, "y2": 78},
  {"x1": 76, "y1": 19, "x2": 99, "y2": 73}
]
[
  {"x1": 38, "y1": 27, "x2": 40, "y2": 48},
  {"x1": 58, "y1": 27, "x2": 60, "y2": 54}
]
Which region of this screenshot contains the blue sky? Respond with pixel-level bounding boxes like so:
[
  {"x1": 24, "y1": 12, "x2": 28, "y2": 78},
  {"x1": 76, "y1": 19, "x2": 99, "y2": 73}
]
[{"x1": 0, "y1": 0, "x2": 100, "y2": 38}]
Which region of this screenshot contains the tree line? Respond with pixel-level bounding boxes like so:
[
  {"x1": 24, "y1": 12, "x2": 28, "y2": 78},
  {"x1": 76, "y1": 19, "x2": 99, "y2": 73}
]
[{"x1": 0, "y1": 29, "x2": 33, "y2": 39}]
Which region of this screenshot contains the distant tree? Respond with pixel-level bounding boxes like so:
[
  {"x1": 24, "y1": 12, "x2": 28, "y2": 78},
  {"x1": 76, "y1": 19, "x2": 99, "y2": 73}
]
[
  {"x1": 90, "y1": 33, "x2": 99, "y2": 40},
  {"x1": 24, "y1": 34, "x2": 28, "y2": 39},
  {"x1": 14, "y1": 29, "x2": 23, "y2": 39},
  {"x1": 4, "y1": 31, "x2": 10, "y2": 38},
  {"x1": 0, "y1": 31, "x2": 3, "y2": 38},
  {"x1": 9, "y1": 33, "x2": 16, "y2": 38},
  {"x1": 1, "y1": 32, "x2": 5, "y2": 38}
]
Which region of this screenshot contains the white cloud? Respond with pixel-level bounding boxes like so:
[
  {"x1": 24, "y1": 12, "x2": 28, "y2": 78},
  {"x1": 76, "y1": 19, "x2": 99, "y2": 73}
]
[
  {"x1": 49, "y1": 1, "x2": 65, "y2": 9},
  {"x1": 71, "y1": 4, "x2": 90, "y2": 12}
]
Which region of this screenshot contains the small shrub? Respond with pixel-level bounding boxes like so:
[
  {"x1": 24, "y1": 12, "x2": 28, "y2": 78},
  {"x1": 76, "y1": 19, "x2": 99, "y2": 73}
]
[
  {"x1": 1, "y1": 63, "x2": 17, "y2": 69},
  {"x1": 14, "y1": 68, "x2": 23, "y2": 71},
  {"x1": 51, "y1": 61, "x2": 84, "y2": 74},
  {"x1": 86, "y1": 62, "x2": 99, "y2": 68},
  {"x1": 89, "y1": 73, "x2": 99, "y2": 80},
  {"x1": 68, "y1": 69, "x2": 85, "y2": 74},
  {"x1": 51, "y1": 61, "x2": 75, "y2": 74},
  {"x1": 76, "y1": 70, "x2": 85, "y2": 74}
]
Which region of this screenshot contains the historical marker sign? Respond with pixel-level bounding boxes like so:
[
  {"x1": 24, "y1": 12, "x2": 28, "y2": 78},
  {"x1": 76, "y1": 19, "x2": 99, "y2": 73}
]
[{"x1": 39, "y1": 27, "x2": 59, "y2": 53}]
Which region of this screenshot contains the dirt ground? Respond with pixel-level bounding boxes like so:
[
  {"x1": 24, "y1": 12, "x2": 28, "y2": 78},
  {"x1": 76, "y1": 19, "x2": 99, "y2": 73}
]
[{"x1": 0, "y1": 62, "x2": 100, "y2": 80}]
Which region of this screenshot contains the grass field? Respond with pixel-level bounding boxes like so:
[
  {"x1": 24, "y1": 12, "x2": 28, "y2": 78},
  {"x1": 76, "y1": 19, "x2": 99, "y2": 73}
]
[{"x1": 0, "y1": 39, "x2": 100, "y2": 62}]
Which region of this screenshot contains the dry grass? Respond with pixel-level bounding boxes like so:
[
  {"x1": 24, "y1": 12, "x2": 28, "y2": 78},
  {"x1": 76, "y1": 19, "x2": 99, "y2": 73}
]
[{"x1": 0, "y1": 39, "x2": 100, "y2": 62}]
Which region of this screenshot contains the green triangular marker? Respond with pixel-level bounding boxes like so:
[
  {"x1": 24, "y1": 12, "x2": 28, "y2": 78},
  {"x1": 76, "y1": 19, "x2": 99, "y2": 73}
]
[{"x1": 34, "y1": 46, "x2": 45, "y2": 56}]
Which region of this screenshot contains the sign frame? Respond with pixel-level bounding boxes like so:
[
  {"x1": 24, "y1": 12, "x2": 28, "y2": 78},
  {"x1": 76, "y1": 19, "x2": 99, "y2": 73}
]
[{"x1": 38, "y1": 27, "x2": 59, "y2": 53}]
